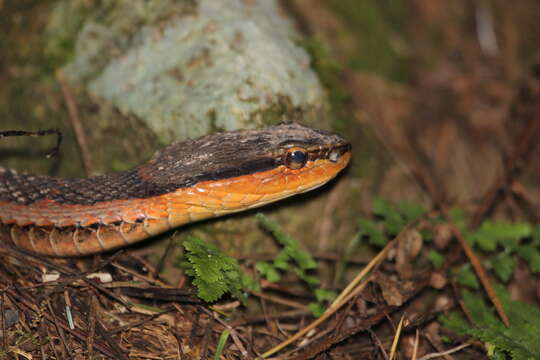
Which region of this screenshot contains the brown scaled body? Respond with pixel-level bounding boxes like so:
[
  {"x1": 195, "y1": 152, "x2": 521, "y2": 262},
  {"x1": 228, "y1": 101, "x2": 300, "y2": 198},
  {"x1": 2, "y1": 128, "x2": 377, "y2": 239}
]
[{"x1": 0, "y1": 124, "x2": 351, "y2": 256}]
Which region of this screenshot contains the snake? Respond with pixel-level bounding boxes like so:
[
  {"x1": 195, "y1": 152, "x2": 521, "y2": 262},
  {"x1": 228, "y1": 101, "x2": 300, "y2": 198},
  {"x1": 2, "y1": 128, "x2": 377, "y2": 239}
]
[{"x1": 0, "y1": 123, "x2": 351, "y2": 257}]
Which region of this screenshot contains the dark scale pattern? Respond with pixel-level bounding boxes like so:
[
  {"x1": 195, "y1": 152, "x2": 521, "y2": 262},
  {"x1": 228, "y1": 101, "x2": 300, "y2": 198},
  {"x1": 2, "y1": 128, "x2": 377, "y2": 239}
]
[
  {"x1": 0, "y1": 123, "x2": 349, "y2": 206},
  {"x1": 0, "y1": 167, "x2": 174, "y2": 205}
]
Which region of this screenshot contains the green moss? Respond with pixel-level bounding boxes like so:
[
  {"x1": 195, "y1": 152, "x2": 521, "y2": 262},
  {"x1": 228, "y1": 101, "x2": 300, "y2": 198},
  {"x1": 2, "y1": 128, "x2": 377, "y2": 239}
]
[
  {"x1": 249, "y1": 94, "x2": 327, "y2": 130},
  {"x1": 75, "y1": 98, "x2": 162, "y2": 174},
  {"x1": 300, "y1": 38, "x2": 351, "y2": 107},
  {"x1": 328, "y1": 0, "x2": 409, "y2": 83},
  {"x1": 43, "y1": 1, "x2": 95, "y2": 73}
]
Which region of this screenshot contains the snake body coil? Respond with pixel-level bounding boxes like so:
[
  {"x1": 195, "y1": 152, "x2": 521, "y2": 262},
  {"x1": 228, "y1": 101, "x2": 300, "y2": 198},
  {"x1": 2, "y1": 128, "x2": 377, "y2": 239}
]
[{"x1": 0, "y1": 123, "x2": 351, "y2": 256}]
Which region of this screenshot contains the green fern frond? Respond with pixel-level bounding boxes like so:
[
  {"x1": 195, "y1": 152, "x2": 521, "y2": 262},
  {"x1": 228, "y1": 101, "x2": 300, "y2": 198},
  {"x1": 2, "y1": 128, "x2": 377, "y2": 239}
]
[
  {"x1": 441, "y1": 285, "x2": 540, "y2": 359},
  {"x1": 182, "y1": 236, "x2": 256, "y2": 303}
]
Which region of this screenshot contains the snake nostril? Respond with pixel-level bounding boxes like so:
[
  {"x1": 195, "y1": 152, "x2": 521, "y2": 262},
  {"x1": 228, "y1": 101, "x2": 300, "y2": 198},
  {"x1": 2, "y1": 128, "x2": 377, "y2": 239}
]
[{"x1": 329, "y1": 149, "x2": 341, "y2": 163}]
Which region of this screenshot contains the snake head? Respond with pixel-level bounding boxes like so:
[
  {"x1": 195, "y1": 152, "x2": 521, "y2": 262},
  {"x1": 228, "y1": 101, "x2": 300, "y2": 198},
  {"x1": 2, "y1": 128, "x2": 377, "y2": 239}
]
[{"x1": 150, "y1": 123, "x2": 352, "y2": 211}]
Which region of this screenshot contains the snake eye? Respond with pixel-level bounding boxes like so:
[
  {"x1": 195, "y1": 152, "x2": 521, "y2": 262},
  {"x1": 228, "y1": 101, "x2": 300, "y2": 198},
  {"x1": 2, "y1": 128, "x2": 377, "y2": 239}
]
[{"x1": 284, "y1": 147, "x2": 308, "y2": 170}]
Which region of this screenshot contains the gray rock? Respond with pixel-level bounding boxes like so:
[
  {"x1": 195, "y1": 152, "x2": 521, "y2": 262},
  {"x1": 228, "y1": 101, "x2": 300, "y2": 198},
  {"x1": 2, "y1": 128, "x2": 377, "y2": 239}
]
[{"x1": 63, "y1": 0, "x2": 326, "y2": 143}]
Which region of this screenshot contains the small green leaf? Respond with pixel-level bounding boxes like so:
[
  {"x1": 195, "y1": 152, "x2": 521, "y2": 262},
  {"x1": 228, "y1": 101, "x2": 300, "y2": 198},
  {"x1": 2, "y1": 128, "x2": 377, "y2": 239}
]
[
  {"x1": 308, "y1": 287, "x2": 335, "y2": 318},
  {"x1": 214, "y1": 329, "x2": 230, "y2": 360},
  {"x1": 256, "y1": 261, "x2": 281, "y2": 283},
  {"x1": 308, "y1": 302, "x2": 326, "y2": 317},
  {"x1": 257, "y1": 213, "x2": 320, "y2": 288},
  {"x1": 241, "y1": 273, "x2": 260, "y2": 292},
  {"x1": 440, "y1": 335, "x2": 452, "y2": 344},
  {"x1": 289, "y1": 248, "x2": 317, "y2": 271},
  {"x1": 398, "y1": 201, "x2": 427, "y2": 222},
  {"x1": 357, "y1": 217, "x2": 385, "y2": 246},
  {"x1": 420, "y1": 229, "x2": 433, "y2": 242},
  {"x1": 294, "y1": 268, "x2": 320, "y2": 286},
  {"x1": 257, "y1": 213, "x2": 317, "y2": 271},
  {"x1": 449, "y1": 208, "x2": 466, "y2": 230},
  {"x1": 531, "y1": 225, "x2": 540, "y2": 246},
  {"x1": 472, "y1": 231, "x2": 497, "y2": 252},
  {"x1": 273, "y1": 252, "x2": 290, "y2": 270},
  {"x1": 474, "y1": 221, "x2": 531, "y2": 251},
  {"x1": 439, "y1": 311, "x2": 470, "y2": 334},
  {"x1": 517, "y1": 245, "x2": 540, "y2": 273},
  {"x1": 428, "y1": 250, "x2": 445, "y2": 269},
  {"x1": 490, "y1": 349, "x2": 507, "y2": 360},
  {"x1": 455, "y1": 267, "x2": 479, "y2": 289},
  {"x1": 314, "y1": 288, "x2": 337, "y2": 303},
  {"x1": 193, "y1": 277, "x2": 227, "y2": 303},
  {"x1": 489, "y1": 253, "x2": 515, "y2": 283},
  {"x1": 373, "y1": 198, "x2": 405, "y2": 234}
]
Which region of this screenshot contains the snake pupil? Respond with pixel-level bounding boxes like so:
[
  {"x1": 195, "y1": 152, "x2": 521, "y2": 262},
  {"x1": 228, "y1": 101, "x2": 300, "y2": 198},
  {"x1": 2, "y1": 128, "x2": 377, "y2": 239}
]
[{"x1": 285, "y1": 148, "x2": 307, "y2": 170}]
